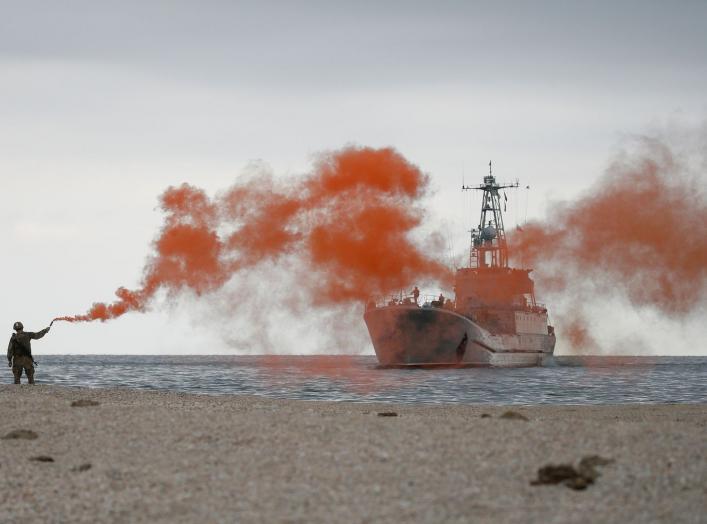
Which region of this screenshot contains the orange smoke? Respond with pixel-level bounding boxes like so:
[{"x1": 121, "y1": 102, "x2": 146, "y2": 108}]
[
  {"x1": 55, "y1": 146, "x2": 451, "y2": 324},
  {"x1": 509, "y1": 138, "x2": 707, "y2": 350}
]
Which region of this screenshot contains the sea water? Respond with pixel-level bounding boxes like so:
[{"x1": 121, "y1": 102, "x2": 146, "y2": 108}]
[{"x1": 14, "y1": 355, "x2": 707, "y2": 405}]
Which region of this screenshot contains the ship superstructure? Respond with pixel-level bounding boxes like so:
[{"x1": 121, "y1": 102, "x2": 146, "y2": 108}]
[{"x1": 364, "y1": 163, "x2": 555, "y2": 367}]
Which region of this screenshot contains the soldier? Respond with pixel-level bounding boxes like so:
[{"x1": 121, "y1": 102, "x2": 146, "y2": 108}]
[
  {"x1": 412, "y1": 286, "x2": 420, "y2": 304},
  {"x1": 7, "y1": 321, "x2": 50, "y2": 385}
]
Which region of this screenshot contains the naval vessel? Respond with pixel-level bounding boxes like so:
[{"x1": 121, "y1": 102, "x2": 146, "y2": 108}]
[{"x1": 364, "y1": 164, "x2": 556, "y2": 367}]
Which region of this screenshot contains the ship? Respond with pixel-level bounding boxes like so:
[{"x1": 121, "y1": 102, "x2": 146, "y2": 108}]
[{"x1": 364, "y1": 163, "x2": 556, "y2": 367}]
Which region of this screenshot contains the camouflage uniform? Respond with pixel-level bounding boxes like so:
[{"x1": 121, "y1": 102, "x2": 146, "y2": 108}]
[{"x1": 7, "y1": 328, "x2": 49, "y2": 384}]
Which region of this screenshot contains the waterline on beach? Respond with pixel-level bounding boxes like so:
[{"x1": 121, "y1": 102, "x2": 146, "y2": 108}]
[{"x1": 18, "y1": 355, "x2": 707, "y2": 405}]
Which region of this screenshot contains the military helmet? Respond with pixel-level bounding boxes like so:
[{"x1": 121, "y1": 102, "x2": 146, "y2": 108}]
[{"x1": 13, "y1": 321, "x2": 23, "y2": 332}]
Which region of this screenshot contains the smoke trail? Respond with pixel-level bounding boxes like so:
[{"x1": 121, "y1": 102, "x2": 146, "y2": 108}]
[
  {"x1": 54, "y1": 146, "x2": 451, "y2": 324},
  {"x1": 509, "y1": 135, "x2": 707, "y2": 351}
]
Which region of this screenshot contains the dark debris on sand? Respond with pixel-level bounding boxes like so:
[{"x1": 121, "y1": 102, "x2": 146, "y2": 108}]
[
  {"x1": 377, "y1": 412, "x2": 398, "y2": 417},
  {"x1": 72, "y1": 463, "x2": 92, "y2": 472},
  {"x1": 531, "y1": 455, "x2": 614, "y2": 490},
  {"x1": 500, "y1": 411, "x2": 529, "y2": 421},
  {"x1": 2, "y1": 429, "x2": 38, "y2": 440},
  {"x1": 71, "y1": 399, "x2": 100, "y2": 407},
  {"x1": 30, "y1": 455, "x2": 54, "y2": 463}
]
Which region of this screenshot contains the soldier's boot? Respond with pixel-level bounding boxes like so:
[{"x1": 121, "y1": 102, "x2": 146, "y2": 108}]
[{"x1": 26, "y1": 366, "x2": 35, "y2": 385}]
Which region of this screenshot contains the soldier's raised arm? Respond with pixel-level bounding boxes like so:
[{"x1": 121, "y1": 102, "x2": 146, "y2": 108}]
[{"x1": 30, "y1": 327, "x2": 50, "y2": 340}]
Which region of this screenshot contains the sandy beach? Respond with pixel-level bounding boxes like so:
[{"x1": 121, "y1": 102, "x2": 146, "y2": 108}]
[{"x1": 0, "y1": 385, "x2": 705, "y2": 523}]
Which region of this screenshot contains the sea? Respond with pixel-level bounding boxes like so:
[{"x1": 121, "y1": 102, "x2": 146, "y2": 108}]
[{"x1": 12, "y1": 355, "x2": 707, "y2": 405}]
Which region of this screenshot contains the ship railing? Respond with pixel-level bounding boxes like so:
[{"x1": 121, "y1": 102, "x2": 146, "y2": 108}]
[
  {"x1": 464, "y1": 302, "x2": 548, "y2": 314},
  {"x1": 420, "y1": 294, "x2": 454, "y2": 309},
  {"x1": 365, "y1": 293, "x2": 415, "y2": 310},
  {"x1": 365, "y1": 293, "x2": 453, "y2": 311}
]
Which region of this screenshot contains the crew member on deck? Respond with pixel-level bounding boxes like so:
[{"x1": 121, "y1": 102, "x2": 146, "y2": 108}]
[{"x1": 412, "y1": 286, "x2": 420, "y2": 304}]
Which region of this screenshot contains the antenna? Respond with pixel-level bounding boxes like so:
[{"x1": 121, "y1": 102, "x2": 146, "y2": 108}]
[
  {"x1": 461, "y1": 162, "x2": 519, "y2": 268},
  {"x1": 524, "y1": 185, "x2": 530, "y2": 224}
]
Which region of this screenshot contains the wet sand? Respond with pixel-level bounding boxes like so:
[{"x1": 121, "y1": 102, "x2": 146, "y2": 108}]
[{"x1": 0, "y1": 385, "x2": 705, "y2": 523}]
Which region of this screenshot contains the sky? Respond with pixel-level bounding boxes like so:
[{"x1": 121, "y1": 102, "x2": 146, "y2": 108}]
[{"x1": 2, "y1": 0, "x2": 706, "y2": 355}]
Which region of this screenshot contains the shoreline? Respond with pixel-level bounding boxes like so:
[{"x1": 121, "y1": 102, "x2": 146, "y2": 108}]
[{"x1": 1, "y1": 385, "x2": 705, "y2": 523}]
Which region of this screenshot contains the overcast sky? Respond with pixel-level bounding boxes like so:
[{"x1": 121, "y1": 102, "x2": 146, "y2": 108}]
[{"x1": 2, "y1": 1, "x2": 706, "y2": 355}]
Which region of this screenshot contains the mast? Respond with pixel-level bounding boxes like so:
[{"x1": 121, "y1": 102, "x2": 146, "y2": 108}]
[{"x1": 462, "y1": 161, "x2": 518, "y2": 269}]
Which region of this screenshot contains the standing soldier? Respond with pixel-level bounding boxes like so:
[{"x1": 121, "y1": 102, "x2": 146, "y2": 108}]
[
  {"x1": 7, "y1": 321, "x2": 50, "y2": 385},
  {"x1": 412, "y1": 286, "x2": 420, "y2": 305}
]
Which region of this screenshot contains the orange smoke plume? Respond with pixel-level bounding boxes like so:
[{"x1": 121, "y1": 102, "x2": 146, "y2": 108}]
[
  {"x1": 54, "y1": 146, "x2": 450, "y2": 324},
  {"x1": 509, "y1": 137, "x2": 707, "y2": 350}
]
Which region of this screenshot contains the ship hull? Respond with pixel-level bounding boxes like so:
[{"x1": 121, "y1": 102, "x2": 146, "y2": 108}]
[{"x1": 364, "y1": 306, "x2": 555, "y2": 367}]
